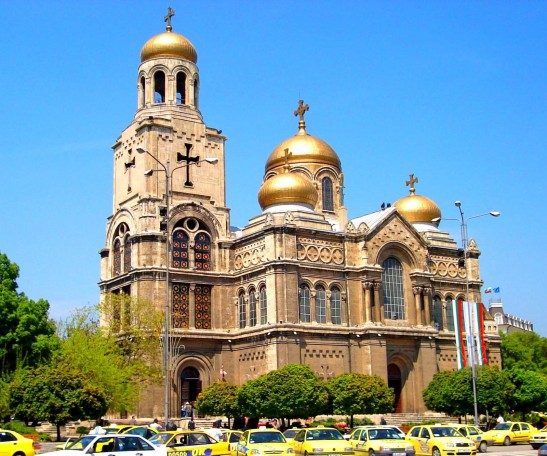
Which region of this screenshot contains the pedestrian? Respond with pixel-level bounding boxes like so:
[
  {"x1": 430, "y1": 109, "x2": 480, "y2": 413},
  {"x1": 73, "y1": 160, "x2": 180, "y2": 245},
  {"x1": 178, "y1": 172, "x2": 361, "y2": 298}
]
[
  {"x1": 188, "y1": 417, "x2": 196, "y2": 430},
  {"x1": 380, "y1": 417, "x2": 387, "y2": 425},
  {"x1": 166, "y1": 419, "x2": 177, "y2": 431},
  {"x1": 496, "y1": 415, "x2": 504, "y2": 425},
  {"x1": 187, "y1": 402, "x2": 193, "y2": 418},
  {"x1": 129, "y1": 415, "x2": 137, "y2": 425},
  {"x1": 206, "y1": 420, "x2": 223, "y2": 441},
  {"x1": 181, "y1": 402, "x2": 187, "y2": 418},
  {"x1": 150, "y1": 418, "x2": 162, "y2": 430}
]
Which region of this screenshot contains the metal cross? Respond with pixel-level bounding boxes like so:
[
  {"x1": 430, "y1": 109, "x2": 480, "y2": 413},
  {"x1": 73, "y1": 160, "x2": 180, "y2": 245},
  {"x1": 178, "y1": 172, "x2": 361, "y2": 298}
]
[
  {"x1": 294, "y1": 99, "x2": 309, "y2": 122},
  {"x1": 177, "y1": 143, "x2": 200, "y2": 186},
  {"x1": 283, "y1": 148, "x2": 292, "y2": 169},
  {"x1": 165, "y1": 6, "x2": 175, "y2": 30},
  {"x1": 406, "y1": 173, "x2": 419, "y2": 194}
]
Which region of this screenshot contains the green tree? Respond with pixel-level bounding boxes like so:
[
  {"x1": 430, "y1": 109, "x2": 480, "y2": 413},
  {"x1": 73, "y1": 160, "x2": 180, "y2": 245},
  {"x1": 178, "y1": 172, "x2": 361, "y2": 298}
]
[
  {"x1": 507, "y1": 368, "x2": 547, "y2": 418},
  {"x1": 476, "y1": 365, "x2": 514, "y2": 416},
  {"x1": 195, "y1": 381, "x2": 241, "y2": 426},
  {"x1": 501, "y1": 332, "x2": 547, "y2": 374},
  {"x1": 10, "y1": 364, "x2": 108, "y2": 441},
  {"x1": 0, "y1": 252, "x2": 59, "y2": 373},
  {"x1": 238, "y1": 364, "x2": 329, "y2": 422},
  {"x1": 327, "y1": 373, "x2": 394, "y2": 427}
]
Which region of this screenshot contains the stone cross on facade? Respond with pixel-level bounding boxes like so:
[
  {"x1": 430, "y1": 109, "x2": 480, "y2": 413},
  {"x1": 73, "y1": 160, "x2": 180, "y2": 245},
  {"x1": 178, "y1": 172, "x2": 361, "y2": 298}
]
[
  {"x1": 164, "y1": 6, "x2": 175, "y2": 31},
  {"x1": 177, "y1": 143, "x2": 200, "y2": 187},
  {"x1": 406, "y1": 173, "x2": 419, "y2": 195}
]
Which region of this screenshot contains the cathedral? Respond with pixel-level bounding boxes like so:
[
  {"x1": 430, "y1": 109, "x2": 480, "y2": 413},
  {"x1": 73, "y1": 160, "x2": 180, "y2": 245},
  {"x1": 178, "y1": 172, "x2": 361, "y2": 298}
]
[{"x1": 99, "y1": 11, "x2": 501, "y2": 418}]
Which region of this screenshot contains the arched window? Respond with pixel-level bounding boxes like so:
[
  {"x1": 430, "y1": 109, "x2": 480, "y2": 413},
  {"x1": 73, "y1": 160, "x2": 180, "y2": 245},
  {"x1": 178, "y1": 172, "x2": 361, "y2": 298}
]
[
  {"x1": 322, "y1": 177, "x2": 334, "y2": 212},
  {"x1": 446, "y1": 297, "x2": 455, "y2": 331},
  {"x1": 249, "y1": 289, "x2": 257, "y2": 327},
  {"x1": 330, "y1": 287, "x2": 342, "y2": 324},
  {"x1": 194, "y1": 232, "x2": 211, "y2": 270},
  {"x1": 113, "y1": 239, "x2": 121, "y2": 275},
  {"x1": 112, "y1": 223, "x2": 130, "y2": 276},
  {"x1": 172, "y1": 230, "x2": 189, "y2": 268},
  {"x1": 140, "y1": 76, "x2": 146, "y2": 107},
  {"x1": 316, "y1": 285, "x2": 326, "y2": 323},
  {"x1": 176, "y1": 72, "x2": 186, "y2": 104},
  {"x1": 194, "y1": 77, "x2": 199, "y2": 108},
  {"x1": 259, "y1": 287, "x2": 267, "y2": 324},
  {"x1": 433, "y1": 295, "x2": 443, "y2": 330},
  {"x1": 238, "y1": 292, "x2": 246, "y2": 329},
  {"x1": 299, "y1": 284, "x2": 311, "y2": 323},
  {"x1": 154, "y1": 70, "x2": 165, "y2": 103},
  {"x1": 123, "y1": 235, "x2": 132, "y2": 273},
  {"x1": 382, "y1": 258, "x2": 406, "y2": 320}
]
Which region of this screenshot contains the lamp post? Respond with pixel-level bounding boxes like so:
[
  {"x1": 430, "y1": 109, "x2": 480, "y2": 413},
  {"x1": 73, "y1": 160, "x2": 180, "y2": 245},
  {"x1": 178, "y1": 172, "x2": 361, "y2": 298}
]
[{"x1": 136, "y1": 146, "x2": 217, "y2": 426}]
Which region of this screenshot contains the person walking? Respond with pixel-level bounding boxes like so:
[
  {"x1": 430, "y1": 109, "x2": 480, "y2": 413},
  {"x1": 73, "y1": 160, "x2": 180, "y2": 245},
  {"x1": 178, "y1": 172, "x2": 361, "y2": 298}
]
[
  {"x1": 188, "y1": 417, "x2": 196, "y2": 430},
  {"x1": 166, "y1": 419, "x2": 177, "y2": 431},
  {"x1": 380, "y1": 417, "x2": 387, "y2": 425},
  {"x1": 206, "y1": 420, "x2": 223, "y2": 441},
  {"x1": 150, "y1": 418, "x2": 162, "y2": 430}
]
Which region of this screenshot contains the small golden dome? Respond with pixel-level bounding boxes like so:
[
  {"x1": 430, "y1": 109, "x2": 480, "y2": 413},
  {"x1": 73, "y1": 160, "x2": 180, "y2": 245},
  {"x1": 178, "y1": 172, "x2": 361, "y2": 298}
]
[
  {"x1": 141, "y1": 30, "x2": 197, "y2": 63},
  {"x1": 258, "y1": 171, "x2": 318, "y2": 210},
  {"x1": 394, "y1": 173, "x2": 441, "y2": 223}
]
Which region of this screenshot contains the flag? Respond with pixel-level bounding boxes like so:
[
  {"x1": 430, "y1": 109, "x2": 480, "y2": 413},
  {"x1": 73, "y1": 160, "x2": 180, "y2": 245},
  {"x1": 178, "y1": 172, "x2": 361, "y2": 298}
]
[
  {"x1": 484, "y1": 287, "x2": 493, "y2": 294},
  {"x1": 493, "y1": 287, "x2": 500, "y2": 293}
]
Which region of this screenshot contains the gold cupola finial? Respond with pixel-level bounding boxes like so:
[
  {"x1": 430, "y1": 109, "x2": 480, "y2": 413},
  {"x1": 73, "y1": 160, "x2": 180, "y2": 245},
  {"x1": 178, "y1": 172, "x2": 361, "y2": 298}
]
[
  {"x1": 406, "y1": 173, "x2": 419, "y2": 195},
  {"x1": 164, "y1": 6, "x2": 175, "y2": 32},
  {"x1": 283, "y1": 148, "x2": 292, "y2": 172},
  {"x1": 294, "y1": 99, "x2": 309, "y2": 134}
]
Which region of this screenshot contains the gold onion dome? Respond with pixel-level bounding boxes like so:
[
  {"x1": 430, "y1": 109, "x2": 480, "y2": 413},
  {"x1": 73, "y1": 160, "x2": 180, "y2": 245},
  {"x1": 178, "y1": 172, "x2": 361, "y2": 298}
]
[
  {"x1": 265, "y1": 100, "x2": 341, "y2": 172},
  {"x1": 140, "y1": 8, "x2": 197, "y2": 63},
  {"x1": 394, "y1": 174, "x2": 441, "y2": 223},
  {"x1": 258, "y1": 153, "x2": 319, "y2": 210}
]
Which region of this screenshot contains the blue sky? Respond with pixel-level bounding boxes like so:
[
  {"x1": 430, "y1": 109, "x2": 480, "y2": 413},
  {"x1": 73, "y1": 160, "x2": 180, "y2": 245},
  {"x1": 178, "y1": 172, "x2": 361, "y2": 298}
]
[{"x1": 1, "y1": 1, "x2": 545, "y2": 335}]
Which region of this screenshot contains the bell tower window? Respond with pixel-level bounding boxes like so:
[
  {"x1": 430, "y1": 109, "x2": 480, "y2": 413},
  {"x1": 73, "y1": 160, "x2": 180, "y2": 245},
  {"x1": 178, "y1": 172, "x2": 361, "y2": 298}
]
[
  {"x1": 322, "y1": 177, "x2": 334, "y2": 211},
  {"x1": 140, "y1": 76, "x2": 146, "y2": 108},
  {"x1": 176, "y1": 72, "x2": 186, "y2": 104},
  {"x1": 154, "y1": 71, "x2": 165, "y2": 103}
]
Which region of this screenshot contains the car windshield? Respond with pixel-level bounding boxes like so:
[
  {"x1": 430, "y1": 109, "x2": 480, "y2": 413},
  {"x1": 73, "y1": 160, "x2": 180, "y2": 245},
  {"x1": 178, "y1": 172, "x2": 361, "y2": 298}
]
[
  {"x1": 284, "y1": 430, "x2": 299, "y2": 438},
  {"x1": 493, "y1": 424, "x2": 511, "y2": 431},
  {"x1": 66, "y1": 436, "x2": 96, "y2": 451},
  {"x1": 148, "y1": 433, "x2": 172, "y2": 445},
  {"x1": 307, "y1": 429, "x2": 344, "y2": 441},
  {"x1": 430, "y1": 427, "x2": 461, "y2": 438},
  {"x1": 369, "y1": 429, "x2": 404, "y2": 440},
  {"x1": 249, "y1": 432, "x2": 286, "y2": 443}
]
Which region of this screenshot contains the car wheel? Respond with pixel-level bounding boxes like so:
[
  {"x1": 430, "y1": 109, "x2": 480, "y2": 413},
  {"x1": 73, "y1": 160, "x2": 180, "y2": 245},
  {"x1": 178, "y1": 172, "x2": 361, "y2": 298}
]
[
  {"x1": 503, "y1": 437, "x2": 511, "y2": 446},
  {"x1": 432, "y1": 447, "x2": 441, "y2": 456},
  {"x1": 13, "y1": 452, "x2": 25, "y2": 456},
  {"x1": 479, "y1": 441, "x2": 487, "y2": 453},
  {"x1": 369, "y1": 450, "x2": 375, "y2": 456},
  {"x1": 531, "y1": 444, "x2": 540, "y2": 450}
]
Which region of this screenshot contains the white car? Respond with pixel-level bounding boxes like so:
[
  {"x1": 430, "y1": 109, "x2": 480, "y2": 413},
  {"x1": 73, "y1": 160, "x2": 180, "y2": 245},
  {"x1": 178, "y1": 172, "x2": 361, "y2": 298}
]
[{"x1": 41, "y1": 434, "x2": 161, "y2": 456}]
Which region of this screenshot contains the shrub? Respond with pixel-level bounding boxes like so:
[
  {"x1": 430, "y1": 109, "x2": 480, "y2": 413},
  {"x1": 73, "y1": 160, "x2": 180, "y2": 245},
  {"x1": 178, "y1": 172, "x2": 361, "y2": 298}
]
[
  {"x1": 76, "y1": 426, "x2": 89, "y2": 435},
  {"x1": 3, "y1": 421, "x2": 35, "y2": 434}
]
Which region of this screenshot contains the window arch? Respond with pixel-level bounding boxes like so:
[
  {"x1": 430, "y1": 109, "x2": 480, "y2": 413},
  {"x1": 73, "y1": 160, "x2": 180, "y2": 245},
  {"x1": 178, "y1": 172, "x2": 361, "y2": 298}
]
[
  {"x1": 249, "y1": 289, "x2": 257, "y2": 327},
  {"x1": 322, "y1": 177, "x2": 334, "y2": 211},
  {"x1": 172, "y1": 230, "x2": 189, "y2": 268},
  {"x1": 238, "y1": 292, "x2": 246, "y2": 329},
  {"x1": 446, "y1": 297, "x2": 455, "y2": 331},
  {"x1": 154, "y1": 70, "x2": 165, "y2": 103},
  {"x1": 316, "y1": 285, "x2": 326, "y2": 323},
  {"x1": 176, "y1": 72, "x2": 186, "y2": 104},
  {"x1": 433, "y1": 295, "x2": 443, "y2": 330},
  {"x1": 194, "y1": 232, "x2": 211, "y2": 270},
  {"x1": 140, "y1": 76, "x2": 146, "y2": 107},
  {"x1": 330, "y1": 287, "x2": 342, "y2": 324},
  {"x1": 299, "y1": 284, "x2": 311, "y2": 323},
  {"x1": 382, "y1": 258, "x2": 406, "y2": 320},
  {"x1": 259, "y1": 287, "x2": 267, "y2": 324},
  {"x1": 112, "y1": 223, "x2": 130, "y2": 276}
]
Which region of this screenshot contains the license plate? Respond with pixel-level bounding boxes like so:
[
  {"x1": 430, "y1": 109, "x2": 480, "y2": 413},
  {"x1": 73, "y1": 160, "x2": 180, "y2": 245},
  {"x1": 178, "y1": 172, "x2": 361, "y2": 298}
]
[
  {"x1": 457, "y1": 452, "x2": 470, "y2": 455},
  {"x1": 394, "y1": 453, "x2": 406, "y2": 456}
]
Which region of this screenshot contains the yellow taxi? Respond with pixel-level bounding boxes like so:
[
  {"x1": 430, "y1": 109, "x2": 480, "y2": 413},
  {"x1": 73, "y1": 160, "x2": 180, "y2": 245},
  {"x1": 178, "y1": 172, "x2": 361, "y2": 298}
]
[
  {"x1": 450, "y1": 425, "x2": 492, "y2": 453},
  {"x1": 283, "y1": 429, "x2": 301, "y2": 443},
  {"x1": 0, "y1": 429, "x2": 38, "y2": 456},
  {"x1": 347, "y1": 426, "x2": 415, "y2": 456},
  {"x1": 406, "y1": 425, "x2": 476, "y2": 456},
  {"x1": 237, "y1": 429, "x2": 293, "y2": 456},
  {"x1": 291, "y1": 426, "x2": 354, "y2": 456},
  {"x1": 480, "y1": 422, "x2": 537, "y2": 446},
  {"x1": 531, "y1": 426, "x2": 547, "y2": 450},
  {"x1": 220, "y1": 429, "x2": 243, "y2": 456},
  {"x1": 151, "y1": 430, "x2": 231, "y2": 456}
]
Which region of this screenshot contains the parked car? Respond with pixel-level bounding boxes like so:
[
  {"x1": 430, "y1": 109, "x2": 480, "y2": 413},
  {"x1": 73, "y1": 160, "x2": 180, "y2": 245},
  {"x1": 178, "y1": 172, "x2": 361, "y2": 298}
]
[
  {"x1": 41, "y1": 434, "x2": 160, "y2": 456},
  {"x1": 237, "y1": 429, "x2": 293, "y2": 456},
  {"x1": 0, "y1": 429, "x2": 39, "y2": 456},
  {"x1": 347, "y1": 426, "x2": 415, "y2": 456},
  {"x1": 406, "y1": 425, "x2": 476, "y2": 456},
  {"x1": 450, "y1": 425, "x2": 492, "y2": 453},
  {"x1": 480, "y1": 422, "x2": 537, "y2": 446},
  {"x1": 530, "y1": 426, "x2": 547, "y2": 450},
  {"x1": 291, "y1": 426, "x2": 354, "y2": 456}
]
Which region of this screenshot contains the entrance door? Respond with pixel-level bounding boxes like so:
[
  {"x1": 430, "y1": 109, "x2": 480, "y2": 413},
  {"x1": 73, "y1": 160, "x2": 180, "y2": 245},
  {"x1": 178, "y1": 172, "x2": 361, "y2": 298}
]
[
  {"x1": 180, "y1": 367, "x2": 202, "y2": 404},
  {"x1": 388, "y1": 364, "x2": 403, "y2": 413}
]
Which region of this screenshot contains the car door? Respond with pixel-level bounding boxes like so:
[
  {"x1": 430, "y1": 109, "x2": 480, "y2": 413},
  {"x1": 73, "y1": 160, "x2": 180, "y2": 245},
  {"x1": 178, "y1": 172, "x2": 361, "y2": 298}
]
[
  {"x1": 510, "y1": 424, "x2": 521, "y2": 442},
  {"x1": 521, "y1": 424, "x2": 531, "y2": 441},
  {"x1": 291, "y1": 431, "x2": 305, "y2": 456},
  {"x1": 0, "y1": 431, "x2": 18, "y2": 456},
  {"x1": 348, "y1": 430, "x2": 361, "y2": 450},
  {"x1": 356, "y1": 430, "x2": 369, "y2": 453},
  {"x1": 406, "y1": 427, "x2": 425, "y2": 456},
  {"x1": 117, "y1": 435, "x2": 158, "y2": 456}
]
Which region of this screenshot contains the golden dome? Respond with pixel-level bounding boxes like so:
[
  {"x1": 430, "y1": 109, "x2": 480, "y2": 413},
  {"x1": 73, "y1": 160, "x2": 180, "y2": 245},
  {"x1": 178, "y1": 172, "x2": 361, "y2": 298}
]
[
  {"x1": 258, "y1": 170, "x2": 318, "y2": 210},
  {"x1": 394, "y1": 174, "x2": 441, "y2": 223},
  {"x1": 265, "y1": 100, "x2": 341, "y2": 172},
  {"x1": 141, "y1": 30, "x2": 197, "y2": 63}
]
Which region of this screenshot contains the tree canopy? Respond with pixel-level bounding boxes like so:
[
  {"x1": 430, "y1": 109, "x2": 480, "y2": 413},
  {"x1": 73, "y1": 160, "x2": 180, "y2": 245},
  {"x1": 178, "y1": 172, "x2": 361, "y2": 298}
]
[
  {"x1": 501, "y1": 331, "x2": 547, "y2": 375},
  {"x1": 195, "y1": 381, "x2": 241, "y2": 418}
]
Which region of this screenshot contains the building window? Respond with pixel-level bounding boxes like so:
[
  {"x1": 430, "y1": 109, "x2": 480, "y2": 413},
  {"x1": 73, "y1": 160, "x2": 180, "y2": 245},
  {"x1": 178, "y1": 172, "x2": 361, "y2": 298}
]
[
  {"x1": 194, "y1": 77, "x2": 199, "y2": 108},
  {"x1": 382, "y1": 258, "x2": 406, "y2": 320},
  {"x1": 140, "y1": 76, "x2": 146, "y2": 107},
  {"x1": 316, "y1": 285, "x2": 326, "y2": 323},
  {"x1": 299, "y1": 285, "x2": 311, "y2": 323},
  {"x1": 322, "y1": 177, "x2": 334, "y2": 211},
  {"x1": 112, "y1": 223, "x2": 130, "y2": 276},
  {"x1": 195, "y1": 285, "x2": 211, "y2": 329},
  {"x1": 113, "y1": 239, "x2": 122, "y2": 275},
  {"x1": 249, "y1": 289, "x2": 257, "y2": 327},
  {"x1": 259, "y1": 287, "x2": 267, "y2": 324},
  {"x1": 238, "y1": 292, "x2": 246, "y2": 329},
  {"x1": 446, "y1": 298, "x2": 455, "y2": 331},
  {"x1": 195, "y1": 232, "x2": 211, "y2": 270},
  {"x1": 123, "y1": 235, "x2": 132, "y2": 273},
  {"x1": 176, "y1": 72, "x2": 186, "y2": 104},
  {"x1": 330, "y1": 287, "x2": 342, "y2": 324},
  {"x1": 154, "y1": 71, "x2": 165, "y2": 103},
  {"x1": 173, "y1": 284, "x2": 190, "y2": 329},
  {"x1": 433, "y1": 295, "x2": 443, "y2": 330},
  {"x1": 172, "y1": 230, "x2": 189, "y2": 268}
]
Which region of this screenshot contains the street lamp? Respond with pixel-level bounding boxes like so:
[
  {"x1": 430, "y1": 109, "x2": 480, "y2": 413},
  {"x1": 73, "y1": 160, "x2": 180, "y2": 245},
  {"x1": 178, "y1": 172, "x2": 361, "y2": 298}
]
[
  {"x1": 136, "y1": 146, "x2": 217, "y2": 426},
  {"x1": 436, "y1": 203, "x2": 500, "y2": 426}
]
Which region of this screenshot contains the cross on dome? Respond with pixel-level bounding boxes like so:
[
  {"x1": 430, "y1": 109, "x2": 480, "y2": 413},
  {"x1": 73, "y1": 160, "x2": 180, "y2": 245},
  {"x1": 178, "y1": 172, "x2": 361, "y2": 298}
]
[
  {"x1": 406, "y1": 173, "x2": 419, "y2": 195},
  {"x1": 294, "y1": 99, "x2": 309, "y2": 131},
  {"x1": 164, "y1": 6, "x2": 175, "y2": 31}
]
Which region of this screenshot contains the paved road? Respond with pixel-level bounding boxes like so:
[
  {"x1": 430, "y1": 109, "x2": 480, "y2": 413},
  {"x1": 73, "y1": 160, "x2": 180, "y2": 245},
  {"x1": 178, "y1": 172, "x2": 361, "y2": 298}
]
[{"x1": 487, "y1": 444, "x2": 537, "y2": 456}]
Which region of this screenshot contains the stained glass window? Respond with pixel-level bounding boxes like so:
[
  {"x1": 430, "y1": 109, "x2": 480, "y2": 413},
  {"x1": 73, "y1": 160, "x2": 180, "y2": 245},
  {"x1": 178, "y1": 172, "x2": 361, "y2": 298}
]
[
  {"x1": 382, "y1": 258, "x2": 406, "y2": 320},
  {"x1": 173, "y1": 284, "x2": 190, "y2": 329},
  {"x1": 195, "y1": 285, "x2": 211, "y2": 329},
  {"x1": 322, "y1": 177, "x2": 334, "y2": 211},
  {"x1": 172, "y1": 230, "x2": 189, "y2": 268},
  {"x1": 316, "y1": 285, "x2": 326, "y2": 323},
  {"x1": 299, "y1": 285, "x2": 311, "y2": 323},
  {"x1": 113, "y1": 239, "x2": 122, "y2": 275},
  {"x1": 123, "y1": 235, "x2": 132, "y2": 273},
  {"x1": 433, "y1": 296, "x2": 444, "y2": 330},
  {"x1": 249, "y1": 290, "x2": 257, "y2": 327},
  {"x1": 330, "y1": 288, "x2": 342, "y2": 324},
  {"x1": 238, "y1": 292, "x2": 246, "y2": 329},
  {"x1": 195, "y1": 232, "x2": 211, "y2": 270},
  {"x1": 259, "y1": 287, "x2": 267, "y2": 325}
]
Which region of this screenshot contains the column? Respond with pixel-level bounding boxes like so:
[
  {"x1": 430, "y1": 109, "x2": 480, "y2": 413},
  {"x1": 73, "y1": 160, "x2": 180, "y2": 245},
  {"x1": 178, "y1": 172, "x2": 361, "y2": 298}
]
[
  {"x1": 373, "y1": 283, "x2": 382, "y2": 323},
  {"x1": 188, "y1": 78, "x2": 195, "y2": 107},
  {"x1": 423, "y1": 287, "x2": 432, "y2": 326},
  {"x1": 362, "y1": 281, "x2": 373, "y2": 323},
  {"x1": 310, "y1": 289, "x2": 317, "y2": 323},
  {"x1": 413, "y1": 286, "x2": 423, "y2": 326},
  {"x1": 441, "y1": 301, "x2": 448, "y2": 331}
]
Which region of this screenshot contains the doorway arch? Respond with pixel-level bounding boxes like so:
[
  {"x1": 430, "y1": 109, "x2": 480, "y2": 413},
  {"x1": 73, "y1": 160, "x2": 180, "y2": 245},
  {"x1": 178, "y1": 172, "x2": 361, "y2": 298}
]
[
  {"x1": 180, "y1": 366, "x2": 202, "y2": 404},
  {"x1": 388, "y1": 363, "x2": 403, "y2": 413}
]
